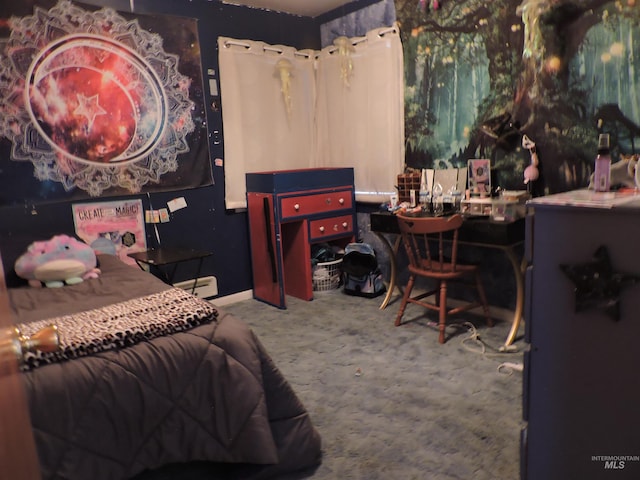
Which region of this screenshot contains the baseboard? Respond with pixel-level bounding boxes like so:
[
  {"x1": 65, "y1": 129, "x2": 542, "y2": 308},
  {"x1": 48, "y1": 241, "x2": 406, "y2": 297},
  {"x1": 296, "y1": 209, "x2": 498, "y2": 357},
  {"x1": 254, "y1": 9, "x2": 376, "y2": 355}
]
[{"x1": 209, "y1": 289, "x2": 254, "y2": 306}]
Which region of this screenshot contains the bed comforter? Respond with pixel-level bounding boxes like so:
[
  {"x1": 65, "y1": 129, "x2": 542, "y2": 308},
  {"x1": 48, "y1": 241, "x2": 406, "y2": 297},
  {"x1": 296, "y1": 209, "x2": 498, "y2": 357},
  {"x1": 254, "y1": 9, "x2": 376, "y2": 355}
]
[{"x1": 9, "y1": 254, "x2": 321, "y2": 479}]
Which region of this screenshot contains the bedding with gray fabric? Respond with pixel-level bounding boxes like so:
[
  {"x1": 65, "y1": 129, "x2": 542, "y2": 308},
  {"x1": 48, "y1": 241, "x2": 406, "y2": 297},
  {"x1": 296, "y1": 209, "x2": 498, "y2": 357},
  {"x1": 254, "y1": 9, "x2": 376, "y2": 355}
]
[{"x1": 9, "y1": 254, "x2": 321, "y2": 480}]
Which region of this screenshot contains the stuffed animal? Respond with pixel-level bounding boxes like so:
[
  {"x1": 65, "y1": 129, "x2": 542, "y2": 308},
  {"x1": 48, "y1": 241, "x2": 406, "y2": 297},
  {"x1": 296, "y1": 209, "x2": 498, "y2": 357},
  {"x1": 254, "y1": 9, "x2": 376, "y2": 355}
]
[{"x1": 14, "y1": 234, "x2": 101, "y2": 288}]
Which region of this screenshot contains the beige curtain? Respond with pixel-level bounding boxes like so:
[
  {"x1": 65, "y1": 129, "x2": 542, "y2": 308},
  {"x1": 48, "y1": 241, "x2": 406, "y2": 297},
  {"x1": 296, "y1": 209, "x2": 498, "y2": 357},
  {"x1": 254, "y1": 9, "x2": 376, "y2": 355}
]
[
  {"x1": 218, "y1": 25, "x2": 404, "y2": 208},
  {"x1": 218, "y1": 38, "x2": 316, "y2": 209},
  {"x1": 315, "y1": 26, "x2": 404, "y2": 204}
]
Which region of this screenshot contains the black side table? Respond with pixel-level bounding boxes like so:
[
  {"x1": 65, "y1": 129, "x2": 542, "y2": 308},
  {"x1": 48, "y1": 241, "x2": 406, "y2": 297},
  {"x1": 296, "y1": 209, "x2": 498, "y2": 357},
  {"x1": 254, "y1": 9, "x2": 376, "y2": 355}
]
[{"x1": 127, "y1": 247, "x2": 213, "y2": 294}]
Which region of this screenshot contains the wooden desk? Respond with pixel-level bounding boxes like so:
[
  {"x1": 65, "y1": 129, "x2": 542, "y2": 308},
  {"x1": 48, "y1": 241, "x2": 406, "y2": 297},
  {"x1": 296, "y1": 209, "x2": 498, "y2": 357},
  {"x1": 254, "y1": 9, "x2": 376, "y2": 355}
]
[
  {"x1": 246, "y1": 168, "x2": 356, "y2": 309},
  {"x1": 370, "y1": 211, "x2": 525, "y2": 349},
  {"x1": 127, "y1": 247, "x2": 212, "y2": 294}
]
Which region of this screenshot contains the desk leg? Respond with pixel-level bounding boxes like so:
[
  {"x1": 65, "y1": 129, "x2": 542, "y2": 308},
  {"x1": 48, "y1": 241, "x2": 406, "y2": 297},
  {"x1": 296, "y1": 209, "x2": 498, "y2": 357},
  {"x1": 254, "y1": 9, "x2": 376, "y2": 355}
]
[
  {"x1": 170, "y1": 257, "x2": 208, "y2": 295},
  {"x1": 501, "y1": 246, "x2": 526, "y2": 349},
  {"x1": 168, "y1": 263, "x2": 179, "y2": 286},
  {"x1": 191, "y1": 257, "x2": 206, "y2": 295},
  {"x1": 372, "y1": 232, "x2": 403, "y2": 310}
]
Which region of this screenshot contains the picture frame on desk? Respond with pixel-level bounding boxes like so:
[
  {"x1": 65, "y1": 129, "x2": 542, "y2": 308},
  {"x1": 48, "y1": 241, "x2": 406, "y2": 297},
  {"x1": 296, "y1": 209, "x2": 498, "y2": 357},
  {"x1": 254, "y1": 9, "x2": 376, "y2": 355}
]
[{"x1": 468, "y1": 159, "x2": 491, "y2": 196}]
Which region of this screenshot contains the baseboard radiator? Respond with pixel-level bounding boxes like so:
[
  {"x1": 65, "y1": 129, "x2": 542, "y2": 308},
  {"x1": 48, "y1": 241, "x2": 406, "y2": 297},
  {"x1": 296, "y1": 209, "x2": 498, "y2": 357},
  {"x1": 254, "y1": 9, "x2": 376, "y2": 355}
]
[{"x1": 173, "y1": 276, "x2": 218, "y2": 298}]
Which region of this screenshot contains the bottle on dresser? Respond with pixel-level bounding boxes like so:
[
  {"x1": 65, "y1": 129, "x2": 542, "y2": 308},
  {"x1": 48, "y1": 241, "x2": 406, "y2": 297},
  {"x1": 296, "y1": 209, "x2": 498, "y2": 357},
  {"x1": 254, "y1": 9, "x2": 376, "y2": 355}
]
[{"x1": 593, "y1": 133, "x2": 611, "y2": 192}]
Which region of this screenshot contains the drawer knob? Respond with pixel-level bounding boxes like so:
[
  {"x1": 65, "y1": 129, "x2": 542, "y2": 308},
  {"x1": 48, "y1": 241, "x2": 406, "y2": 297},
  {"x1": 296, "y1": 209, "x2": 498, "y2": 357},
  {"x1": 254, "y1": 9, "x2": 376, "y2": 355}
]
[
  {"x1": 319, "y1": 226, "x2": 325, "y2": 233},
  {"x1": 294, "y1": 203, "x2": 300, "y2": 211},
  {"x1": 342, "y1": 222, "x2": 348, "y2": 228},
  {"x1": 339, "y1": 198, "x2": 345, "y2": 205}
]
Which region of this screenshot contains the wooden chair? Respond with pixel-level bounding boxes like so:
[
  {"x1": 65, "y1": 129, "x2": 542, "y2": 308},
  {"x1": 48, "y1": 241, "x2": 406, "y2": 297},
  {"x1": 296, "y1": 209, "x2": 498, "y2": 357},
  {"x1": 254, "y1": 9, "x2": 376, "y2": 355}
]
[{"x1": 395, "y1": 213, "x2": 492, "y2": 344}]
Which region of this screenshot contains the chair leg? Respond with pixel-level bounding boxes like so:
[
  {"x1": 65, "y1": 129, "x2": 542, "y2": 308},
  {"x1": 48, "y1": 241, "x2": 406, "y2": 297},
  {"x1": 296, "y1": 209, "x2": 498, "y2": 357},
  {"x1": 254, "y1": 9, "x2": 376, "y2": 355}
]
[
  {"x1": 475, "y1": 271, "x2": 493, "y2": 327},
  {"x1": 395, "y1": 275, "x2": 415, "y2": 326},
  {"x1": 438, "y1": 280, "x2": 447, "y2": 344}
]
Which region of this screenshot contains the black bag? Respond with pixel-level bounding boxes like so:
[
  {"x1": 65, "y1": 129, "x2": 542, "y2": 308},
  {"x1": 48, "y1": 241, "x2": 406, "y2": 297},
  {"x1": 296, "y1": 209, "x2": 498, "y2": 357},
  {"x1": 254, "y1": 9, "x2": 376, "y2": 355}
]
[{"x1": 341, "y1": 243, "x2": 386, "y2": 298}]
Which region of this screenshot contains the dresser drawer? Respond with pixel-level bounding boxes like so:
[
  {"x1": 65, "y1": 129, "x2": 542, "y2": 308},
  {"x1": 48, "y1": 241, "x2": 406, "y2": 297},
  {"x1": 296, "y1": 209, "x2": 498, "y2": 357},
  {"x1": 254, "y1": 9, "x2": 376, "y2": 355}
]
[
  {"x1": 309, "y1": 214, "x2": 354, "y2": 241},
  {"x1": 280, "y1": 189, "x2": 352, "y2": 219}
]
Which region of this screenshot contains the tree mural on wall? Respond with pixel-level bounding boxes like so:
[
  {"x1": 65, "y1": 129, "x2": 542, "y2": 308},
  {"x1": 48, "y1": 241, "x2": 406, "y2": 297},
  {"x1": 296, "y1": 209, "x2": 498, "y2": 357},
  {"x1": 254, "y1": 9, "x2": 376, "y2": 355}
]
[{"x1": 396, "y1": 0, "x2": 640, "y2": 195}]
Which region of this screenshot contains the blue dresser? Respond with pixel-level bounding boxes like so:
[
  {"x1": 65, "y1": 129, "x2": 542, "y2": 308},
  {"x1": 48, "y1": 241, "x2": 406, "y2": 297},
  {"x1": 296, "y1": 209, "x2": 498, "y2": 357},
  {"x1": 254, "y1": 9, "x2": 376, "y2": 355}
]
[{"x1": 522, "y1": 191, "x2": 640, "y2": 478}]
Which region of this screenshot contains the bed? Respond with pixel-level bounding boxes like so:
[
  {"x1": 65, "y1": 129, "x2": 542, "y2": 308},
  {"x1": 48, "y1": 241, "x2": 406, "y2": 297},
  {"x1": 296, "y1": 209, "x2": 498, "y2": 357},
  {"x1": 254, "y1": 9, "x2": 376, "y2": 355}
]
[{"x1": 8, "y1": 254, "x2": 322, "y2": 480}]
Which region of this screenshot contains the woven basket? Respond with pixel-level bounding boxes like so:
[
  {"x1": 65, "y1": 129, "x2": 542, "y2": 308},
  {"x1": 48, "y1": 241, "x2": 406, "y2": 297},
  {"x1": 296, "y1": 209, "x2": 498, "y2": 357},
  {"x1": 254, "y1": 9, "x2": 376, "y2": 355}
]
[{"x1": 312, "y1": 258, "x2": 342, "y2": 292}]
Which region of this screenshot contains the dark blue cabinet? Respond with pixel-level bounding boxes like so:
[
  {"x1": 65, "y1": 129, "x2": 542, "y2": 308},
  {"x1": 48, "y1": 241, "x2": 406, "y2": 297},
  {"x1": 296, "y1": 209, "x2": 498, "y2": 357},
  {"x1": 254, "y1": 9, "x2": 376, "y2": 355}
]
[{"x1": 522, "y1": 194, "x2": 640, "y2": 479}]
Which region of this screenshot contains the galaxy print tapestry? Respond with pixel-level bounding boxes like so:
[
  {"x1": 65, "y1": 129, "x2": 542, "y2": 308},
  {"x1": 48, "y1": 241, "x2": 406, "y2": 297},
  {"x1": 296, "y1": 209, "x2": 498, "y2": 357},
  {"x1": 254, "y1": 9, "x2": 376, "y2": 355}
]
[{"x1": 0, "y1": 0, "x2": 212, "y2": 206}]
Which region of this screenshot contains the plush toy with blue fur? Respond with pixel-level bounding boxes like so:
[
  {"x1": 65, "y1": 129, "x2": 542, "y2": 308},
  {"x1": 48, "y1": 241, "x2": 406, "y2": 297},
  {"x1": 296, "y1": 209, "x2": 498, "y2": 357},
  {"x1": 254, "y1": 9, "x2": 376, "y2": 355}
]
[{"x1": 14, "y1": 234, "x2": 101, "y2": 288}]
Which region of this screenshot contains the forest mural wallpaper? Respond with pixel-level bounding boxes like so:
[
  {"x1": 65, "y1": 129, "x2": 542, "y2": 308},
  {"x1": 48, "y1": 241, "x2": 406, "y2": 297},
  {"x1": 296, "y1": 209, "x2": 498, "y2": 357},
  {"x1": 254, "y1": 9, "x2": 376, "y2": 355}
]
[
  {"x1": 0, "y1": 0, "x2": 212, "y2": 206},
  {"x1": 396, "y1": 0, "x2": 640, "y2": 196}
]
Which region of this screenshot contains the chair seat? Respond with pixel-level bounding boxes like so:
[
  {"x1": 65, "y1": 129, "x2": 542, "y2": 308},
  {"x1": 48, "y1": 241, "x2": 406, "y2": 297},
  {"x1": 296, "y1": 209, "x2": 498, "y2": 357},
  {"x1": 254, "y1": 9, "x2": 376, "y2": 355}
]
[
  {"x1": 410, "y1": 261, "x2": 478, "y2": 278},
  {"x1": 395, "y1": 213, "x2": 492, "y2": 344}
]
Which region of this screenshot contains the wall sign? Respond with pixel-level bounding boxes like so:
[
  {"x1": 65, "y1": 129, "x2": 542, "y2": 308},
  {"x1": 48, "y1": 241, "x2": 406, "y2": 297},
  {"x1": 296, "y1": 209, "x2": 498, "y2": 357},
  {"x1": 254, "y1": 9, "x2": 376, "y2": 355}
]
[{"x1": 72, "y1": 199, "x2": 146, "y2": 265}]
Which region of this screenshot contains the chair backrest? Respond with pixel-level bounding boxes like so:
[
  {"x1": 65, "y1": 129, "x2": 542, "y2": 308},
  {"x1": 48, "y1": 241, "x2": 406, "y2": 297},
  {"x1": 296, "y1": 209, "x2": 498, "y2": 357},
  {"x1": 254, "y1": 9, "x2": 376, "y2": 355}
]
[{"x1": 396, "y1": 214, "x2": 463, "y2": 273}]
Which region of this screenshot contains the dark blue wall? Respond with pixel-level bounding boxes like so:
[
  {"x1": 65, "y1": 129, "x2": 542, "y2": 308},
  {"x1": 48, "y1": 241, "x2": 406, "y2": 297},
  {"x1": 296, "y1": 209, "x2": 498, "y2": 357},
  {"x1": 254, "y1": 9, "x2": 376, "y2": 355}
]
[
  {"x1": 0, "y1": 0, "x2": 378, "y2": 294},
  {"x1": 130, "y1": 0, "x2": 320, "y2": 297}
]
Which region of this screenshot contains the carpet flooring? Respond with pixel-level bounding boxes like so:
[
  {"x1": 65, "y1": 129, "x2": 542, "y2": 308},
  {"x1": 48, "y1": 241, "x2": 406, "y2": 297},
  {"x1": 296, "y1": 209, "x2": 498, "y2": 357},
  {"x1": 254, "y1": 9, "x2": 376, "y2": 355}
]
[{"x1": 222, "y1": 288, "x2": 526, "y2": 480}]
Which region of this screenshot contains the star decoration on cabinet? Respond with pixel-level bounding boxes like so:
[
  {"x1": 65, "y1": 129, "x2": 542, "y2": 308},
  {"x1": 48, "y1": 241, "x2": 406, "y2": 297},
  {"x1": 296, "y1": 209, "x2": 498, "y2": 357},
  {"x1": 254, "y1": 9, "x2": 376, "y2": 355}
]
[{"x1": 560, "y1": 245, "x2": 640, "y2": 321}]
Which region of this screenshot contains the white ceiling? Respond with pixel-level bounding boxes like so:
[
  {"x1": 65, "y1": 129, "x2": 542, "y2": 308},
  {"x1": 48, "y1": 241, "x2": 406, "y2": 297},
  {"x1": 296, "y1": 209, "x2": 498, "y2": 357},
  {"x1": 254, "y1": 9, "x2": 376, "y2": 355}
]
[{"x1": 222, "y1": 0, "x2": 355, "y2": 17}]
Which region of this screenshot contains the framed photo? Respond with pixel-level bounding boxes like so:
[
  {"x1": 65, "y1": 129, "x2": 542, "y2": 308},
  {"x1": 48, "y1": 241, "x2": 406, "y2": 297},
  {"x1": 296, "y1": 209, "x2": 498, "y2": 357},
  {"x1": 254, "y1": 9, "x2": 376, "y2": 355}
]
[{"x1": 468, "y1": 159, "x2": 491, "y2": 197}]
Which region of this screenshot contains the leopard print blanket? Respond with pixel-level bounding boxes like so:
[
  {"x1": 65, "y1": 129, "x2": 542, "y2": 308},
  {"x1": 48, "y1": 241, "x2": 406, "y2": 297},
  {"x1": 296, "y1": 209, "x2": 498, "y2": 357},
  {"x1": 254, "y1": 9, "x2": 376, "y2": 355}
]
[{"x1": 17, "y1": 288, "x2": 218, "y2": 371}]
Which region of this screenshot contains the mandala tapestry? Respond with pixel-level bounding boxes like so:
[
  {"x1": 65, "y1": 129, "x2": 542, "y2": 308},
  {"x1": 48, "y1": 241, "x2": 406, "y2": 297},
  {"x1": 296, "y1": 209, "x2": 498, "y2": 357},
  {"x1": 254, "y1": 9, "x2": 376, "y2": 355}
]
[{"x1": 0, "y1": 0, "x2": 212, "y2": 205}]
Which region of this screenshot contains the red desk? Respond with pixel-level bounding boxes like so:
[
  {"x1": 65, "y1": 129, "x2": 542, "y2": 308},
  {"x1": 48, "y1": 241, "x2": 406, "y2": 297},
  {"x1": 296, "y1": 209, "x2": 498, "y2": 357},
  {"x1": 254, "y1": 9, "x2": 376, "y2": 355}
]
[{"x1": 246, "y1": 168, "x2": 356, "y2": 309}]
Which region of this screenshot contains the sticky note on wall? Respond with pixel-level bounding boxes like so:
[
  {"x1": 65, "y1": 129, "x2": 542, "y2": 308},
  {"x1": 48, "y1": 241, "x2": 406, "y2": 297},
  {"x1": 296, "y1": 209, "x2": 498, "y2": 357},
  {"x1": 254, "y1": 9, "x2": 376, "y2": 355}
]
[{"x1": 168, "y1": 197, "x2": 187, "y2": 212}]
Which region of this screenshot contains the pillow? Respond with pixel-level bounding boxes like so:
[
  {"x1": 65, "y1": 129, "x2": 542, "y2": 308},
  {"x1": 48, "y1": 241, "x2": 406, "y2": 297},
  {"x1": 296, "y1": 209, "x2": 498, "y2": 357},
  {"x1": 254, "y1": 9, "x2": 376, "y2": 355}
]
[{"x1": 14, "y1": 234, "x2": 101, "y2": 287}]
